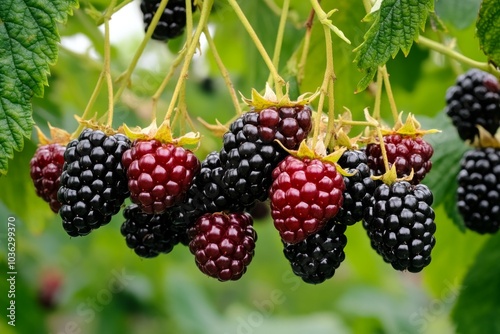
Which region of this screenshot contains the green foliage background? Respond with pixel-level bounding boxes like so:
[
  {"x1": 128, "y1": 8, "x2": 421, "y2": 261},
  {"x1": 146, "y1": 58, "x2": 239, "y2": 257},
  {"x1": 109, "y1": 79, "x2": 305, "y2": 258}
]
[{"x1": 0, "y1": 0, "x2": 498, "y2": 333}]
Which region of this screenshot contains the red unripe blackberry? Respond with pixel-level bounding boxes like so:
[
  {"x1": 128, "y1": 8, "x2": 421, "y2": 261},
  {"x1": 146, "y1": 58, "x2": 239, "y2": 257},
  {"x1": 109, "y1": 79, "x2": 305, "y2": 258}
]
[
  {"x1": 363, "y1": 181, "x2": 436, "y2": 272},
  {"x1": 220, "y1": 112, "x2": 288, "y2": 208},
  {"x1": 366, "y1": 134, "x2": 433, "y2": 184},
  {"x1": 445, "y1": 69, "x2": 500, "y2": 141},
  {"x1": 283, "y1": 220, "x2": 347, "y2": 284},
  {"x1": 269, "y1": 155, "x2": 345, "y2": 244},
  {"x1": 336, "y1": 149, "x2": 379, "y2": 225},
  {"x1": 188, "y1": 212, "x2": 256, "y2": 281},
  {"x1": 57, "y1": 129, "x2": 131, "y2": 237},
  {"x1": 30, "y1": 144, "x2": 66, "y2": 213},
  {"x1": 122, "y1": 139, "x2": 200, "y2": 214},
  {"x1": 257, "y1": 105, "x2": 312, "y2": 149},
  {"x1": 121, "y1": 204, "x2": 187, "y2": 258},
  {"x1": 140, "y1": 0, "x2": 196, "y2": 41},
  {"x1": 457, "y1": 148, "x2": 500, "y2": 234}
]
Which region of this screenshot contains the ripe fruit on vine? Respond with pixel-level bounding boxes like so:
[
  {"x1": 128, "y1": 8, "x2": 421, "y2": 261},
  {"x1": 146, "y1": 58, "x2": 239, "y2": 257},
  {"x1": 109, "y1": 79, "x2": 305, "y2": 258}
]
[
  {"x1": 457, "y1": 147, "x2": 500, "y2": 234},
  {"x1": 269, "y1": 145, "x2": 345, "y2": 244},
  {"x1": 366, "y1": 134, "x2": 433, "y2": 184},
  {"x1": 58, "y1": 129, "x2": 131, "y2": 237},
  {"x1": 140, "y1": 0, "x2": 196, "y2": 41},
  {"x1": 30, "y1": 143, "x2": 66, "y2": 213},
  {"x1": 188, "y1": 212, "x2": 256, "y2": 282},
  {"x1": 283, "y1": 219, "x2": 347, "y2": 284},
  {"x1": 445, "y1": 68, "x2": 500, "y2": 142},
  {"x1": 122, "y1": 139, "x2": 200, "y2": 214},
  {"x1": 363, "y1": 181, "x2": 436, "y2": 273}
]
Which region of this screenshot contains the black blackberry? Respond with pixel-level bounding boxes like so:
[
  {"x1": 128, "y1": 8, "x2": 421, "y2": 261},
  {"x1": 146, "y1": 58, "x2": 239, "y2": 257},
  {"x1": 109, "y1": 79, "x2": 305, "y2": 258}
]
[
  {"x1": 172, "y1": 151, "x2": 244, "y2": 227},
  {"x1": 140, "y1": 0, "x2": 196, "y2": 41},
  {"x1": 121, "y1": 204, "x2": 186, "y2": 258},
  {"x1": 457, "y1": 148, "x2": 500, "y2": 234},
  {"x1": 363, "y1": 181, "x2": 436, "y2": 273},
  {"x1": 283, "y1": 220, "x2": 347, "y2": 284},
  {"x1": 336, "y1": 149, "x2": 379, "y2": 225},
  {"x1": 445, "y1": 68, "x2": 500, "y2": 141},
  {"x1": 57, "y1": 129, "x2": 131, "y2": 237},
  {"x1": 220, "y1": 112, "x2": 288, "y2": 208}
]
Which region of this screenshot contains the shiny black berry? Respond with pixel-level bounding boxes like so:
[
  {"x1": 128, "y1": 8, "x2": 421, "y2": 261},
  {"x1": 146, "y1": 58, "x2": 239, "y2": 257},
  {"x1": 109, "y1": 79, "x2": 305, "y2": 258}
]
[
  {"x1": 57, "y1": 129, "x2": 131, "y2": 237},
  {"x1": 336, "y1": 149, "x2": 379, "y2": 225},
  {"x1": 457, "y1": 148, "x2": 500, "y2": 234},
  {"x1": 363, "y1": 181, "x2": 436, "y2": 273},
  {"x1": 283, "y1": 220, "x2": 347, "y2": 284},
  {"x1": 121, "y1": 204, "x2": 187, "y2": 258},
  {"x1": 445, "y1": 69, "x2": 500, "y2": 141},
  {"x1": 140, "y1": 0, "x2": 196, "y2": 41},
  {"x1": 220, "y1": 112, "x2": 287, "y2": 208}
]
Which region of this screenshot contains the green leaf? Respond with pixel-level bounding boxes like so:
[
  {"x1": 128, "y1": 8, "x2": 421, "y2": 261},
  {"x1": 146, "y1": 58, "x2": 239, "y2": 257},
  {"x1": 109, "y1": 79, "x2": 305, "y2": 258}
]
[
  {"x1": 476, "y1": 0, "x2": 500, "y2": 67},
  {"x1": 353, "y1": 0, "x2": 434, "y2": 91},
  {"x1": 452, "y1": 233, "x2": 500, "y2": 334},
  {"x1": 435, "y1": 0, "x2": 482, "y2": 30},
  {"x1": 0, "y1": 0, "x2": 77, "y2": 175}
]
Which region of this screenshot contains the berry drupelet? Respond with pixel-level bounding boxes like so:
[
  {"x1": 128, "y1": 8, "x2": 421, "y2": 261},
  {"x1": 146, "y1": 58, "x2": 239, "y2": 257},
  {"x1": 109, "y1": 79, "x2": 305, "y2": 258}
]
[{"x1": 57, "y1": 129, "x2": 131, "y2": 237}]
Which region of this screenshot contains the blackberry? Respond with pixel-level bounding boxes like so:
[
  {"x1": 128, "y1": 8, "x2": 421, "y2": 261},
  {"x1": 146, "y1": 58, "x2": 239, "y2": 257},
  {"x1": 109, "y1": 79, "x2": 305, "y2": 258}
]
[
  {"x1": 283, "y1": 220, "x2": 347, "y2": 284},
  {"x1": 122, "y1": 139, "x2": 200, "y2": 214},
  {"x1": 257, "y1": 105, "x2": 312, "y2": 150},
  {"x1": 336, "y1": 149, "x2": 378, "y2": 225},
  {"x1": 457, "y1": 148, "x2": 500, "y2": 234},
  {"x1": 140, "y1": 0, "x2": 195, "y2": 41},
  {"x1": 121, "y1": 204, "x2": 187, "y2": 258},
  {"x1": 366, "y1": 134, "x2": 433, "y2": 184},
  {"x1": 57, "y1": 129, "x2": 131, "y2": 237},
  {"x1": 363, "y1": 181, "x2": 436, "y2": 272},
  {"x1": 220, "y1": 112, "x2": 288, "y2": 208},
  {"x1": 188, "y1": 212, "x2": 257, "y2": 281},
  {"x1": 30, "y1": 143, "x2": 66, "y2": 213},
  {"x1": 269, "y1": 155, "x2": 345, "y2": 244},
  {"x1": 445, "y1": 68, "x2": 500, "y2": 141}
]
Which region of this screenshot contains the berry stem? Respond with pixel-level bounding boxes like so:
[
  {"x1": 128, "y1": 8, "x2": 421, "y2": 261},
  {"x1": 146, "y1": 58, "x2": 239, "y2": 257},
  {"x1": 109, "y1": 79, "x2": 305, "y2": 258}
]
[
  {"x1": 114, "y1": 0, "x2": 172, "y2": 106},
  {"x1": 417, "y1": 36, "x2": 500, "y2": 77},
  {"x1": 203, "y1": 27, "x2": 242, "y2": 115},
  {"x1": 376, "y1": 127, "x2": 390, "y2": 173},
  {"x1": 267, "y1": 0, "x2": 290, "y2": 90},
  {"x1": 297, "y1": 7, "x2": 316, "y2": 85},
  {"x1": 103, "y1": 0, "x2": 116, "y2": 127},
  {"x1": 362, "y1": 0, "x2": 372, "y2": 13},
  {"x1": 95, "y1": 0, "x2": 134, "y2": 25},
  {"x1": 373, "y1": 68, "x2": 383, "y2": 120},
  {"x1": 380, "y1": 66, "x2": 399, "y2": 123},
  {"x1": 164, "y1": 0, "x2": 215, "y2": 121},
  {"x1": 227, "y1": 0, "x2": 285, "y2": 97},
  {"x1": 336, "y1": 119, "x2": 378, "y2": 128}
]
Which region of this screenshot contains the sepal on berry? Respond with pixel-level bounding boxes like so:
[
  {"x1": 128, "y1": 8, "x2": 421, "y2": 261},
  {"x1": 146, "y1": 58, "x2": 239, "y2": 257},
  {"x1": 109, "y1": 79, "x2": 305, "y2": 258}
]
[
  {"x1": 35, "y1": 124, "x2": 71, "y2": 146},
  {"x1": 242, "y1": 83, "x2": 319, "y2": 110},
  {"x1": 380, "y1": 113, "x2": 440, "y2": 137},
  {"x1": 470, "y1": 125, "x2": 500, "y2": 148},
  {"x1": 121, "y1": 119, "x2": 200, "y2": 147}
]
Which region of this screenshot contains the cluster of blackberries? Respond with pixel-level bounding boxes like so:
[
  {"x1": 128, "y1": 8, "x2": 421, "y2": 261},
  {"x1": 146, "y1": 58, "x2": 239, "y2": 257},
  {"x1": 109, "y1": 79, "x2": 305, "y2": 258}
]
[
  {"x1": 30, "y1": 103, "x2": 438, "y2": 283},
  {"x1": 444, "y1": 69, "x2": 500, "y2": 234}
]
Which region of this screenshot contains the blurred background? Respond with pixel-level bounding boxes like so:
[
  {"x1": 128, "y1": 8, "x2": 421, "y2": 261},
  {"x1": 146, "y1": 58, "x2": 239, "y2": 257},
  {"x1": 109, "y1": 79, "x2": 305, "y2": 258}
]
[{"x1": 0, "y1": 0, "x2": 496, "y2": 333}]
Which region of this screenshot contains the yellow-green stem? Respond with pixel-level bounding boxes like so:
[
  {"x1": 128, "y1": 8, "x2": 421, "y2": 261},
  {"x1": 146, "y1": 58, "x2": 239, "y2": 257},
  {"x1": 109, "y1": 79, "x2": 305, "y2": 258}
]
[
  {"x1": 152, "y1": 50, "x2": 186, "y2": 117},
  {"x1": 164, "y1": 0, "x2": 214, "y2": 121},
  {"x1": 103, "y1": 1, "x2": 116, "y2": 127},
  {"x1": 227, "y1": 0, "x2": 285, "y2": 97},
  {"x1": 72, "y1": 74, "x2": 105, "y2": 137},
  {"x1": 380, "y1": 66, "x2": 398, "y2": 123},
  {"x1": 373, "y1": 68, "x2": 383, "y2": 120},
  {"x1": 336, "y1": 119, "x2": 378, "y2": 127},
  {"x1": 267, "y1": 0, "x2": 290, "y2": 90},
  {"x1": 297, "y1": 7, "x2": 315, "y2": 84},
  {"x1": 362, "y1": 0, "x2": 372, "y2": 13},
  {"x1": 114, "y1": 0, "x2": 171, "y2": 105},
  {"x1": 376, "y1": 127, "x2": 390, "y2": 172},
  {"x1": 323, "y1": 78, "x2": 336, "y2": 147},
  {"x1": 204, "y1": 27, "x2": 242, "y2": 115},
  {"x1": 418, "y1": 36, "x2": 500, "y2": 77},
  {"x1": 96, "y1": 0, "x2": 134, "y2": 25}
]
